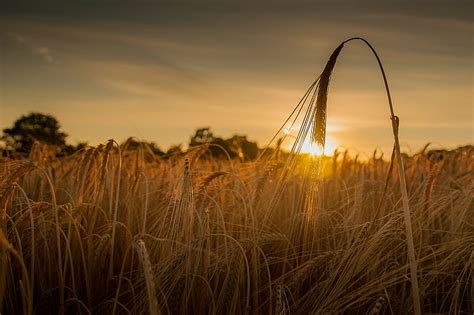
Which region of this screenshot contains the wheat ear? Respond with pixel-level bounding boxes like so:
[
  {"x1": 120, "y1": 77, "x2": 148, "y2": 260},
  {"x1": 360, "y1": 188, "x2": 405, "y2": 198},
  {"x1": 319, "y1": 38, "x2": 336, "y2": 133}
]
[
  {"x1": 313, "y1": 37, "x2": 421, "y2": 315},
  {"x1": 136, "y1": 239, "x2": 160, "y2": 315}
]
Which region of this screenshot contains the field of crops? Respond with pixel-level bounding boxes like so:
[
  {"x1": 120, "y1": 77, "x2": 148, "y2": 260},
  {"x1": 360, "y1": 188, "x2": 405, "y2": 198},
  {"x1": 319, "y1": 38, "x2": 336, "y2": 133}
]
[
  {"x1": 1, "y1": 34, "x2": 473, "y2": 314},
  {"x1": 1, "y1": 141, "x2": 472, "y2": 314}
]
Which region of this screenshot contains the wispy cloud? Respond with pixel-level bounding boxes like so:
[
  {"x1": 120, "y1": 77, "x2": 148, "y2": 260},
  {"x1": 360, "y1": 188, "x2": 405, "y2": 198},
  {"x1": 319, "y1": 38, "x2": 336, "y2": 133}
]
[
  {"x1": 31, "y1": 46, "x2": 53, "y2": 63},
  {"x1": 5, "y1": 32, "x2": 54, "y2": 63},
  {"x1": 6, "y1": 32, "x2": 25, "y2": 44}
]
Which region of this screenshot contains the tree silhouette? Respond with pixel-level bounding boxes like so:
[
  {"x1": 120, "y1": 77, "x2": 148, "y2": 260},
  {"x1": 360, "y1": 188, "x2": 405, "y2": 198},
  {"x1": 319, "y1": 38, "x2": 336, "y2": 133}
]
[
  {"x1": 121, "y1": 138, "x2": 165, "y2": 156},
  {"x1": 189, "y1": 127, "x2": 259, "y2": 160},
  {"x1": 227, "y1": 135, "x2": 259, "y2": 160},
  {"x1": 190, "y1": 128, "x2": 215, "y2": 147},
  {"x1": 167, "y1": 144, "x2": 183, "y2": 155},
  {"x1": 3, "y1": 113, "x2": 68, "y2": 153}
]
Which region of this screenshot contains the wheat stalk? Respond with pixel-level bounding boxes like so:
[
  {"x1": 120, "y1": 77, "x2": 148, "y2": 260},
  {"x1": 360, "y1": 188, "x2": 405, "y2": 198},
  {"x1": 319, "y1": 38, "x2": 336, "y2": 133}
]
[
  {"x1": 135, "y1": 239, "x2": 160, "y2": 315},
  {"x1": 312, "y1": 37, "x2": 421, "y2": 315}
]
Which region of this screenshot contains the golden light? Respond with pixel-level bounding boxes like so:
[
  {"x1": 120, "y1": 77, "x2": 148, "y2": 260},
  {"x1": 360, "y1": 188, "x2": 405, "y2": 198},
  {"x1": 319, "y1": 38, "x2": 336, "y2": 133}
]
[
  {"x1": 300, "y1": 135, "x2": 338, "y2": 156},
  {"x1": 283, "y1": 124, "x2": 339, "y2": 156}
]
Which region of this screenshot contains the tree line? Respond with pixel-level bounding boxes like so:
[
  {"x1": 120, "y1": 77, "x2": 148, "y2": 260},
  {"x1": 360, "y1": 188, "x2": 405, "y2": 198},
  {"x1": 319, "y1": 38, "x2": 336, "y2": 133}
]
[{"x1": 1, "y1": 112, "x2": 261, "y2": 160}]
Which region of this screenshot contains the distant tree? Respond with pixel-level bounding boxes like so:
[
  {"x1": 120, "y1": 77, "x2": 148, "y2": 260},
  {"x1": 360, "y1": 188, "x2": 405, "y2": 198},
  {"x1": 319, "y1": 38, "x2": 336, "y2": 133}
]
[
  {"x1": 189, "y1": 127, "x2": 260, "y2": 160},
  {"x1": 121, "y1": 138, "x2": 165, "y2": 156},
  {"x1": 190, "y1": 127, "x2": 225, "y2": 157},
  {"x1": 167, "y1": 144, "x2": 183, "y2": 155},
  {"x1": 65, "y1": 142, "x2": 88, "y2": 155},
  {"x1": 2, "y1": 113, "x2": 68, "y2": 153},
  {"x1": 190, "y1": 128, "x2": 215, "y2": 147},
  {"x1": 146, "y1": 142, "x2": 165, "y2": 156},
  {"x1": 227, "y1": 135, "x2": 259, "y2": 160}
]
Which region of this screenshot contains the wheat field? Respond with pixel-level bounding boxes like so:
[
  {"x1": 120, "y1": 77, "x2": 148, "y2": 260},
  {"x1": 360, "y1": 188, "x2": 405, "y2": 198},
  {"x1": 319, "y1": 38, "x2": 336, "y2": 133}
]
[
  {"x1": 0, "y1": 140, "x2": 472, "y2": 314},
  {"x1": 1, "y1": 38, "x2": 473, "y2": 314}
]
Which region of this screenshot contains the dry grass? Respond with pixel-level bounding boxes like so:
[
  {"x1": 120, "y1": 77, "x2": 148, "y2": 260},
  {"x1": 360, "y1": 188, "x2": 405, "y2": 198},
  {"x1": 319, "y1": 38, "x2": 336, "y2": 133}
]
[{"x1": 0, "y1": 142, "x2": 472, "y2": 314}]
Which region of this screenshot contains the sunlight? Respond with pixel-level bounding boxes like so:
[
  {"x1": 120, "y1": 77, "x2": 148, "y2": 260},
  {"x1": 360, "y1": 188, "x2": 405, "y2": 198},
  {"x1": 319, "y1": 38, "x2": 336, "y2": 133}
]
[
  {"x1": 283, "y1": 125, "x2": 339, "y2": 156},
  {"x1": 300, "y1": 135, "x2": 338, "y2": 156}
]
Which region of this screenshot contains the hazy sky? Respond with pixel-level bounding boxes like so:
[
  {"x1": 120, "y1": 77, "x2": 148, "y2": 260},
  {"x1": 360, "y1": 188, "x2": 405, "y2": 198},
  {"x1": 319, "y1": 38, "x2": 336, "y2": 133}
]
[{"x1": 1, "y1": 0, "x2": 472, "y2": 155}]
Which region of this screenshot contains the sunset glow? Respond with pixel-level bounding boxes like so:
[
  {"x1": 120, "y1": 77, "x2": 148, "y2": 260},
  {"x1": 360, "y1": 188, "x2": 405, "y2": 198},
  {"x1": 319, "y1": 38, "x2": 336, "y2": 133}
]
[
  {"x1": 300, "y1": 136, "x2": 338, "y2": 156},
  {"x1": 1, "y1": 1, "x2": 472, "y2": 154},
  {"x1": 283, "y1": 124, "x2": 339, "y2": 156}
]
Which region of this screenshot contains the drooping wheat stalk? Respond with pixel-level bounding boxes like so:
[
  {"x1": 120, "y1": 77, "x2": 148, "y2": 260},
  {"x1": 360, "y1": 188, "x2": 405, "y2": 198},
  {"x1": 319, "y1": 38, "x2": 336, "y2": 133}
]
[{"x1": 311, "y1": 37, "x2": 421, "y2": 315}]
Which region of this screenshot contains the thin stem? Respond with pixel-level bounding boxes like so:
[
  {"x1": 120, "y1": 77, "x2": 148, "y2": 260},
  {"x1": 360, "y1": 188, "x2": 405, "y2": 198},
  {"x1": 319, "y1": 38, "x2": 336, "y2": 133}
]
[
  {"x1": 109, "y1": 140, "x2": 123, "y2": 282},
  {"x1": 340, "y1": 37, "x2": 422, "y2": 315}
]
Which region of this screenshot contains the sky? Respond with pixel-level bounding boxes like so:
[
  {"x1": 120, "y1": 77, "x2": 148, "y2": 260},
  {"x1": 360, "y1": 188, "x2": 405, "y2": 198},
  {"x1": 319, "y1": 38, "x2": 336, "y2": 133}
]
[{"x1": 1, "y1": 0, "x2": 473, "y2": 155}]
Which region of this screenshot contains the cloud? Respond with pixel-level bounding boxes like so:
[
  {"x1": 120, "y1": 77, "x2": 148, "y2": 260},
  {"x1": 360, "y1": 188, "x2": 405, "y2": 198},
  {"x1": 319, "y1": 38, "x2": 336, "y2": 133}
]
[
  {"x1": 31, "y1": 46, "x2": 53, "y2": 63},
  {"x1": 5, "y1": 32, "x2": 54, "y2": 63},
  {"x1": 6, "y1": 32, "x2": 25, "y2": 44}
]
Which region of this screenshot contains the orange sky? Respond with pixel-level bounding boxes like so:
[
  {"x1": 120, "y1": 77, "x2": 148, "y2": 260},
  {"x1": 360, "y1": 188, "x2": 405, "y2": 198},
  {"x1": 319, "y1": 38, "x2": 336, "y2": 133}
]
[{"x1": 1, "y1": 1, "x2": 472, "y2": 155}]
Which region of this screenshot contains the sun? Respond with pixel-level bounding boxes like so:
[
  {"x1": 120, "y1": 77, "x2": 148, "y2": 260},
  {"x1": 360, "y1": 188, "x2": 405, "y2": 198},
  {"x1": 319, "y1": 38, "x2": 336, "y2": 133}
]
[
  {"x1": 300, "y1": 135, "x2": 338, "y2": 156},
  {"x1": 282, "y1": 135, "x2": 338, "y2": 156},
  {"x1": 283, "y1": 126, "x2": 339, "y2": 156}
]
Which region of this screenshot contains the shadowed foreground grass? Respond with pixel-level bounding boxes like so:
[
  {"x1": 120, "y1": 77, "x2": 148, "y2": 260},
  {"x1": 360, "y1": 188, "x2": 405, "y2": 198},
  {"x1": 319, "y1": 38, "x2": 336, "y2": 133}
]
[{"x1": 0, "y1": 142, "x2": 472, "y2": 314}]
